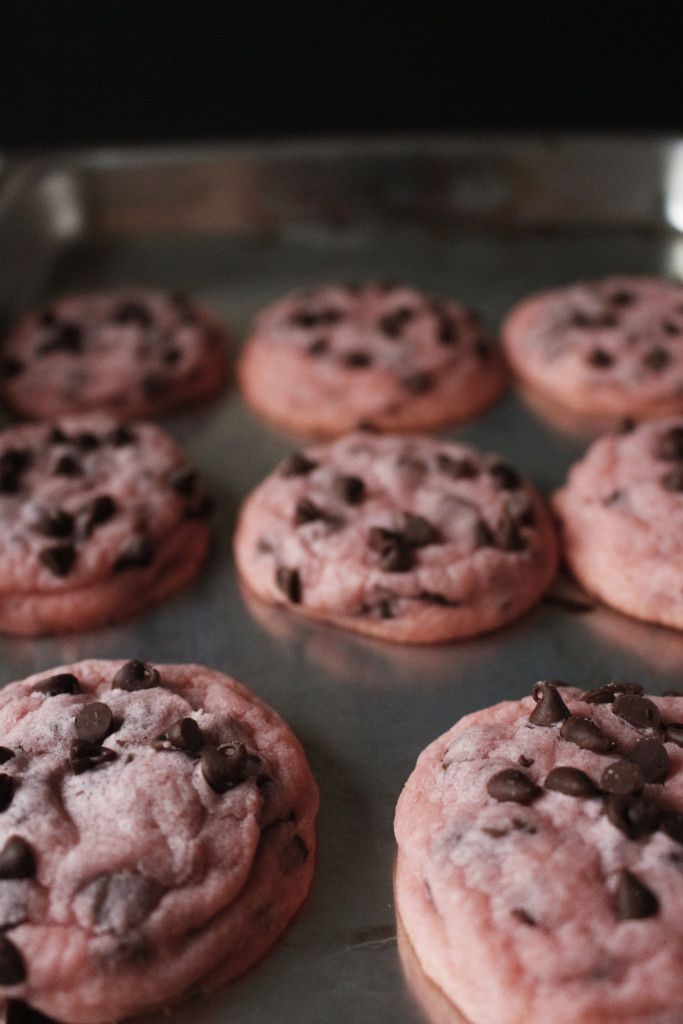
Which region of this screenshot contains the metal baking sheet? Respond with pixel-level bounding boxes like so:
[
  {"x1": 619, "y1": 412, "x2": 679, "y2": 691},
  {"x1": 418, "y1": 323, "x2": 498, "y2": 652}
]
[{"x1": 1, "y1": 135, "x2": 683, "y2": 1024}]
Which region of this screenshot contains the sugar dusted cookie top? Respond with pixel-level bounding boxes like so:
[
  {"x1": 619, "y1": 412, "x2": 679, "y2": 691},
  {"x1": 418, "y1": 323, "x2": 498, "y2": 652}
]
[
  {"x1": 502, "y1": 276, "x2": 683, "y2": 418},
  {"x1": 394, "y1": 681, "x2": 683, "y2": 1024},
  {"x1": 553, "y1": 416, "x2": 683, "y2": 631},
  {"x1": 237, "y1": 281, "x2": 506, "y2": 437},
  {"x1": 0, "y1": 659, "x2": 318, "y2": 1023},
  {"x1": 0, "y1": 289, "x2": 230, "y2": 420},
  {"x1": 234, "y1": 433, "x2": 558, "y2": 643}
]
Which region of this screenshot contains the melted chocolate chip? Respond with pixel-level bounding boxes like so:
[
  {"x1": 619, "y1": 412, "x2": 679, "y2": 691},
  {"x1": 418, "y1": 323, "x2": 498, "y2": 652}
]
[
  {"x1": 0, "y1": 935, "x2": 26, "y2": 985},
  {"x1": 112, "y1": 660, "x2": 160, "y2": 691},
  {"x1": 605, "y1": 793, "x2": 659, "y2": 840},
  {"x1": 75, "y1": 432, "x2": 100, "y2": 453},
  {"x1": 294, "y1": 497, "x2": 340, "y2": 528},
  {"x1": 601, "y1": 760, "x2": 645, "y2": 796},
  {"x1": 400, "y1": 371, "x2": 433, "y2": 394},
  {"x1": 544, "y1": 766, "x2": 598, "y2": 797},
  {"x1": 108, "y1": 425, "x2": 136, "y2": 446},
  {"x1": 54, "y1": 454, "x2": 83, "y2": 478},
  {"x1": 201, "y1": 742, "x2": 248, "y2": 793},
  {"x1": 0, "y1": 775, "x2": 13, "y2": 813},
  {"x1": 86, "y1": 869, "x2": 164, "y2": 935},
  {"x1": 335, "y1": 475, "x2": 365, "y2": 504},
  {"x1": 37, "y1": 322, "x2": 82, "y2": 355},
  {"x1": 643, "y1": 347, "x2": 671, "y2": 371},
  {"x1": 379, "y1": 307, "x2": 415, "y2": 337},
  {"x1": 588, "y1": 348, "x2": 614, "y2": 368},
  {"x1": 113, "y1": 535, "x2": 154, "y2": 572},
  {"x1": 276, "y1": 566, "x2": 302, "y2": 603},
  {"x1": 614, "y1": 870, "x2": 658, "y2": 920},
  {"x1": 560, "y1": 715, "x2": 615, "y2": 753},
  {"x1": 437, "y1": 453, "x2": 478, "y2": 479},
  {"x1": 74, "y1": 702, "x2": 113, "y2": 743},
  {"x1": 39, "y1": 544, "x2": 76, "y2": 577},
  {"x1": 368, "y1": 527, "x2": 414, "y2": 572},
  {"x1": 657, "y1": 426, "x2": 683, "y2": 460},
  {"x1": 280, "y1": 453, "x2": 317, "y2": 478},
  {"x1": 112, "y1": 301, "x2": 153, "y2": 326},
  {"x1": 659, "y1": 810, "x2": 683, "y2": 844},
  {"x1": 627, "y1": 737, "x2": 670, "y2": 783},
  {"x1": 32, "y1": 672, "x2": 81, "y2": 696},
  {"x1": 69, "y1": 739, "x2": 117, "y2": 774},
  {"x1": 0, "y1": 448, "x2": 31, "y2": 494},
  {"x1": 0, "y1": 748, "x2": 13, "y2": 765},
  {"x1": 343, "y1": 350, "x2": 371, "y2": 368},
  {"x1": 486, "y1": 769, "x2": 541, "y2": 805},
  {"x1": 529, "y1": 682, "x2": 571, "y2": 726},
  {"x1": 30, "y1": 506, "x2": 74, "y2": 538},
  {"x1": 511, "y1": 907, "x2": 537, "y2": 926},
  {"x1": 78, "y1": 494, "x2": 116, "y2": 536},
  {"x1": 612, "y1": 693, "x2": 660, "y2": 731},
  {"x1": 489, "y1": 464, "x2": 521, "y2": 490},
  {"x1": 583, "y1": 681, "x2": 644, "y2": 704},
  {"x1": 0, "y1": 837, "x2": 35, "y2": 879}
]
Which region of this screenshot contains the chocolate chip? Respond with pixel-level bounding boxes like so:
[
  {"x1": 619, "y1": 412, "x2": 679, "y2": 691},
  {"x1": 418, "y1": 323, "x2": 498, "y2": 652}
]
[
  {"x1": 113, "y1": 535, "x2": 154, "y2": 572},
  {"x1": 0, "y1": 448, "x2": 31, "y2": 494},
  {"x1": 511, "y1": 907, "x2": 537, "y2": 926},
  {"x1": 30, "y1": 506, "x2": 74, "y2": 538},
  {"x1": 78, "y1": 494, "x2": 116, "y2": 536},
  {"x1": 643, "y1": 347, "x2": 671, "y2": 371},
  {"x1": 307, "y1": 337, "x2": 329, "y2": 356},
  {"x1": 437, "y1": 317, "x2": 459, "y2": 345},
  {"x1": 612, "y1": 693, "x2": 660, "y2": 731},
  {"x1": 32, "y1": 672, "x2": 81, "y2": 696},
  {"x1": 661, "y1": 467, "x2": 683, "y2": 492},
  {"x1": 379, "y1": 307, "x2": 415, "y2": 337},
  {"x1": 37, "y1": 322, "x2": 82, "y2": 355},
  {"x1": 0, "y1": 934, "x2": 26, "y2": 985},
  {"x1": 663, "y1": 320, "x2": 682, "y2": 336},
  {"x1": 609, "y1": 290, "x2": 635, "y2": 306},
  {"x1": 335, "y1": 475, "x2": 365, "y2": 504},
  {"x1": 0, "y1": 837, "x2": 35, "y2": 879},
  {"x1": 417, "y1": 591, "x2": 460, "y2": 607},
  {"x1": 163, "y1": 347, "x2": 181, "y2": 365},
  {"x1": 142, "y1": 373, "x2": 167, "y2": 399},
  {"x1": 529, "y1": 682, "x2": 571, "y2": 726},
  {"x1": 184, "y1": 494, "x2": 214, "y2": 520},
  {"x1": 492, "y1": 516, "x2": 526, "y2": 551},
  {"x1": 167, "y1": 468, "x2": 198, "y2": 496},
  {"x1": 400, "y1": 371, "x2": 433, "y2": 394},
  {"x1": 0, "y1": 776, "x2": 14, "y2": 813},
  {"x1": 486, "y1": 769, "x2": 541, "y2": 805},
  {"x1": 39, "y1": 544, "x2": 76, "y2": 577},
  {"x1": 167, "y1": 717, "x2": 203, "y2": 752},
  {"x1": 74, "y1": 702, "x2": 113, "y2": 743},
  {"x1": 0, "y1": 748, "x2": 14, "y2": 765},
  {"x1": 368, "y1": 527, "x2": 414, "y2": 572},
  {"x1": 47, "y1": 426, "x2": 68, "y2": 445},
  {"x1": 573, "y1": 311, "x2": 617, "y2": 330},
  {"x1": 627, "y1": 737, "x2": 670, "y2": 783},
  {"x1": 0, "y1": 356, "x2": 23, "y2": 378},
  {"x1": 665, "y1": 722, "x2": 683, "y2": 747},
  {"x1": 437, "y1": 454, "x2": 478, "y2": 479},
  {"x1": 474, "y1": 337, "x2": 491, "y2": 361},
  {"x1": 201, "y1": 742, "x2": 248, "y2": 793},
  {"x1": 294, "y1": 497, "x2": 326, "y2": 525},
  {"x1": 112, "y1": 660, "x2": 160, "y2": 691},
  {"x1": 107, "y1": 425, "x2": 136, "y2": 446},
  {"x1": 85, "y1": 870, "x2": 164, "y2": 935},
  {"x1": 659, "y1": 810, "x2": 683, "y2": 844},
  {"x1": 560, "y1": 715, "x2": 615, "y2": 753},
  {"x1": 582, "y1": 681, "x2": 644, "y2": 704},
  {"x1": 69, "y1": 739, "x2": 117, "y2": 774},
  {"x1": 290, "y1": 308, "x2": 344, "y2": 329},
  {"x1": 54, "y1": 454, "x2": 83, "y2": 478},
  {"x1": 614, "y1": 870, "x2": 658, "y2": 920},
  {"x1": 605, "y1": 793, "x2": 658, "y2": 839},
  {"x1": 489, "y1": 464, "x2": 521, "y2": 490},
  {"x1": 278, "y1": 833, "x2": 309, "y2": 875},
  {"x1": 280, "y1": 453, "x2": 317, "y2": 477},
  {"x1": 601, "y1": 760, "x2": 645, "y2": 796},
  {"x1": 276, "y1": 566, "x2": 302, "y2": 603},
  {"x1": 343, "y1": 350, "x2": 371, "y2": 368},
  {"x1": 544, "y1": 766, "x2": 599, "y2": 797},
  {"x1": 402, "y1": 513, "x2": 437, "y2": 548},
  {"x1": 588, "y1": 348, "x2": 614, "y2": 367},
  {"x1": 112, "y1": 301, "x2": 153, "y2": 326},
  {"x1": 657, "y1": 426, "x2": 683, "y2": 460}
]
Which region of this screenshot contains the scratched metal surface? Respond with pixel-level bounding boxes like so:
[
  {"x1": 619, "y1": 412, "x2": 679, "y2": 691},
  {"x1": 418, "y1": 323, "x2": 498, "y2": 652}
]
[{"x1": 1, "y1": 137, "x2": 683, "y2": 1024}]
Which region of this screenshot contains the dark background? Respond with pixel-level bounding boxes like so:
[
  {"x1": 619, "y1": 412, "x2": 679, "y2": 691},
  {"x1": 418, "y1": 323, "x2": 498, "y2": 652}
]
[{"x1": 3, "y1": 1, "x2": 683, "y2": 151}]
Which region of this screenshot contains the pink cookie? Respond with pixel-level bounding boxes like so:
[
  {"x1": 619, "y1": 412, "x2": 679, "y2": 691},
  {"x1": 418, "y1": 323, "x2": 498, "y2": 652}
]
[
  {"x1": 0, "y1": 414, "x2": 212, "y2": 635},
  {"x1": 502, "y1": 276, "x2": 683, "y2": 418},
  {"x1": 0, "y1": 289, "x2": 230, "y2": 420},
  {"x1": 553, "y1": 417, "x2": 683, "y2": 631},
  {"x1": 395, "y1": 680, "x2": 683, "y2": 1024},
  {"x1": 237, "y1": 281, "x2": 506, "y2": 437},
  {"x1": 0, "y1": 659, "x2": 318, "y2": 1023},
  {"x1": 234, "y1": 433, "x2": 558, "y2": 643}
]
